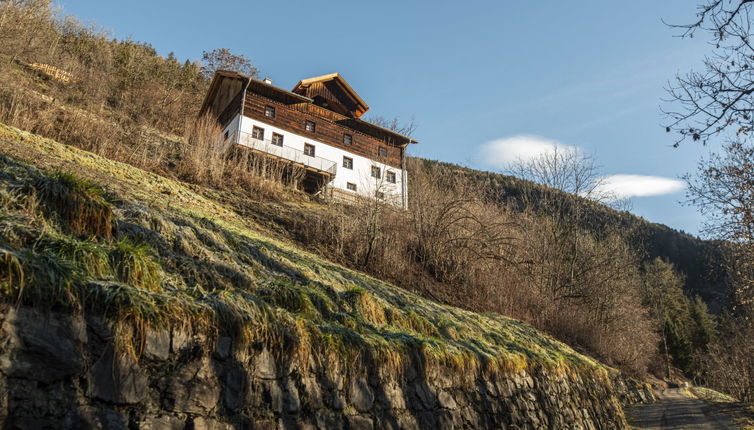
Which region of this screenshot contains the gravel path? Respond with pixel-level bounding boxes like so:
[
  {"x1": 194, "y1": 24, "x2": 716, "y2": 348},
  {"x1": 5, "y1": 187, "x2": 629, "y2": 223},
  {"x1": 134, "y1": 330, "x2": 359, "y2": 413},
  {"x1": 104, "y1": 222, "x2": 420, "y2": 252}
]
[{"x1": 627, "y1": 388, "x2": 738, "y2": 429}]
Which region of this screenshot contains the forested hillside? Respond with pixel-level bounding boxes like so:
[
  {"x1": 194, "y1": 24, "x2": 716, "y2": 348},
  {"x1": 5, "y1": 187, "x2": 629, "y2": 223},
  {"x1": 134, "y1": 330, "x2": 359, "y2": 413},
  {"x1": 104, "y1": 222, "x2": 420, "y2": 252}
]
[{"x1": 417, "y1": 159, "x2": 729, "y2": 312}]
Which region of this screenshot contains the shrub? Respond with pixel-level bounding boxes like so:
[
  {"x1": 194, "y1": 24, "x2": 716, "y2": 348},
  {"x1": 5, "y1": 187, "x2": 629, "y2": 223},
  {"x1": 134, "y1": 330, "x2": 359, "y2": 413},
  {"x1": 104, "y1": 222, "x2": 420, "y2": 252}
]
[
  {"x1": 109, "y1": 238, "x2": 161, "y2": 291},
  {"x1": 33, "y1": 170, "x2": 113, "y2": 238}
]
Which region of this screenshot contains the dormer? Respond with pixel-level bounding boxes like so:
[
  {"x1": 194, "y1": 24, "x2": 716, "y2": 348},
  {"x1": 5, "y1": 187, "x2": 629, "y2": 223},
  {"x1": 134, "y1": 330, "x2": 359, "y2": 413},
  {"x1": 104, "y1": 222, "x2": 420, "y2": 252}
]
[{"x1": 292, "y1": 73, "x2": 370, "y2": 118}]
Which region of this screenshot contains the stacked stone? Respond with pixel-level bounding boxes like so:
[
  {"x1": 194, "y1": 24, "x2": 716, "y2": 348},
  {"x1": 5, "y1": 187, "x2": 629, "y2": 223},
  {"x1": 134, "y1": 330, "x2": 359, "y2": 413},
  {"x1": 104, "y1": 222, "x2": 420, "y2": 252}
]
[{"x1": 0, "y1": 307, "x2": 632, "y2": 429}]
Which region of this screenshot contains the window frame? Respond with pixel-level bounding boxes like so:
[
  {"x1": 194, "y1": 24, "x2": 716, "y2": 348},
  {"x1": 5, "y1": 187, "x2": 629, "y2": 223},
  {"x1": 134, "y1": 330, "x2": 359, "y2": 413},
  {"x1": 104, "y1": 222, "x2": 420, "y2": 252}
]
[
  {"x1": 378, "y1": 146, "x2": 388, "y2": 157},
  {"x1": 346, "y1": 182, "x2": 357, "y2": 192},
  {"x1": 305, "y1": 120, "x2": 316, "y2": 132},
  {"x1": 271, "y1": 132, "x2": 284, "y2": 147},
  {"x1": 371, "y1": 166, "x2": 381, "y2": 179},
  {"x1": 343, "y1": 133, "x2": 353, "y2": 146},
  {"x1": 264, "y1": 105, "x2": 276, "y2": 118},
  {"x1": 342, "y1": 156, "x2": 354, "y2": 169},
  {"x1": 386, "y1": 170, "x2": 397, "y2": 184},
  {"x1": 304, "y1": 143, "x2": 316, "y2": 157},
  {"x1": 252, "y1": 126, "x2": 265, "y2": 140}
]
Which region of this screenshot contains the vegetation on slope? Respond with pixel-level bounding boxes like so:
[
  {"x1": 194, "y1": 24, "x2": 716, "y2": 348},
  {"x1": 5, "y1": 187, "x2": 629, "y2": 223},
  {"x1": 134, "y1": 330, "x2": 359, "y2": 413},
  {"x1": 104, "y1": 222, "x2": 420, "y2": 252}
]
[
  {"x1": 0, "y1": 0, "x2": 725, "y2": 383},
  {"x1": 0, "y1": 124, "x2": 608, "y2": 383},
  {"x1": 416, "y1": 159, "x2": 729, "y2": 311}
]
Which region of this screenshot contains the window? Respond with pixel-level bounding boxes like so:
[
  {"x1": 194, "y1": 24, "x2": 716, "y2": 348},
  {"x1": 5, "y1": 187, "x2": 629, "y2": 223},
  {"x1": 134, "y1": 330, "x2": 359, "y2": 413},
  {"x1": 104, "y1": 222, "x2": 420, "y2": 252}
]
[
  {"x1": 264, "y1": 105, "x2": 276, "y2": 118},
  {"x1": 347, "y1": 182, "x2": 357, "y2": 191},
  {"x1": 304, "y1": 143, "x2": 315, "y2": 157},
  {"x1": 342, "y1": 156, "x2": 353, "y2": 169},
  {"x1": 343, "y1": 133, "x2": 353, "y2": 145},
  {"x1": 375, "y1": 191, "x2": 385, "y2": 199},
  {"x1": 378, "y1": 146, "x2": 388, "y2": 157},
  {"x1": 271, "y1": 133, "x2": 284, "y2": 146},
  {"x1": 371, "y1": 166, "x2": 381, "y2": 179},
  {"x1": 305, "y1": 120, "x2": 316, "y2": 132},
  {"x1": 386, "y1": 171, "x2": 396, "y2": 184},
  {"x1": 252, "y1": 126, "x2": 264, "y2": 140}
]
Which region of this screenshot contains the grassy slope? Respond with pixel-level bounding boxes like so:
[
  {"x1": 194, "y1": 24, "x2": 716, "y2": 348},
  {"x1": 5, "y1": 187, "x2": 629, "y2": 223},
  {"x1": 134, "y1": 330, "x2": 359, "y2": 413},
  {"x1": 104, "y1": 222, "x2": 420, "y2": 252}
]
[
  {"x1": 0, "y1": 123, "x2": 610, "y2": 381},
  {"x1": 414, "y1": 158, "x2": 728, "y2": 310}
]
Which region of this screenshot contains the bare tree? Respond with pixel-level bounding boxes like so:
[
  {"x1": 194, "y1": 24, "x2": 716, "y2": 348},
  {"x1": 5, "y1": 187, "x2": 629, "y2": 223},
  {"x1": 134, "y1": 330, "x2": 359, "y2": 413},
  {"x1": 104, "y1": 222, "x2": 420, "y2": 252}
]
[
  {"x1": 685, "y1": 140, "x2": 754, "y2": 313},
  {"x1": 508, "y1": 145, "x2": 629, "y2": 211},
  {"x1": 200, "y1": 48, "x2": 258, "y2": 79},
  {"x1": 366, "y1": 115, "x2": 417, "y2": 137},
  {"x1": 664, "y1": 0, "x2": 754, "y2": 145}
]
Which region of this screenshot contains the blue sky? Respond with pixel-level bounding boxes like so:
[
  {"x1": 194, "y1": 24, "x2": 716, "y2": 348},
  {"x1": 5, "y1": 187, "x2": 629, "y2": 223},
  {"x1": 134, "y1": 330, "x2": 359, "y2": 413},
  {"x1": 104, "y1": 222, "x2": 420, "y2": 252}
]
[{"x1": 57, "y1": 0, "x2": 716, "y2": 235}]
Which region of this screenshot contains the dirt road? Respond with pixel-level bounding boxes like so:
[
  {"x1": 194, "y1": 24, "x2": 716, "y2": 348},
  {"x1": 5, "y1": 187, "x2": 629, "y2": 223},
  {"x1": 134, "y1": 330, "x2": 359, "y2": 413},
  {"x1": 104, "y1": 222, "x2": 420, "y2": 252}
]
[{"x1": 627, "y1": 388, "x2": 738, "y2": 429}]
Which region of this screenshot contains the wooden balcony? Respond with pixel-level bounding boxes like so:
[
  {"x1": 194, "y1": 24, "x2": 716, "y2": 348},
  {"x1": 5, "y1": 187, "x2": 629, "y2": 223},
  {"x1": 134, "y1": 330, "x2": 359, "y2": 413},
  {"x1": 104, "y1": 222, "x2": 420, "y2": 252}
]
[{"x1": 233, "y1": 131, "x2": 338, "y2": 176}]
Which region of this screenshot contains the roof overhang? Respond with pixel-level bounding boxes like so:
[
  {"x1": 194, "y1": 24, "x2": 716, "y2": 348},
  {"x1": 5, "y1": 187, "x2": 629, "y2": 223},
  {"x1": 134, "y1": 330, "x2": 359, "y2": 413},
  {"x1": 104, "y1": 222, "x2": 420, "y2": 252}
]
[
  {"x1": 292, "y1": 73, "x2": 370, "y2": 118},
  {"x1": 199, "y1": 70, "x2": 312, "y2": 116}
]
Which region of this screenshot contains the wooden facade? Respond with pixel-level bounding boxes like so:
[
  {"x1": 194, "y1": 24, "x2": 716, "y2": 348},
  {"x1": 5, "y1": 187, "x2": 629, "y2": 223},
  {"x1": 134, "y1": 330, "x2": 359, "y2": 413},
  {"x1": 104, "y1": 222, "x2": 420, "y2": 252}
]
[
  {"x1": 243, "y1": 93, "x2": 404, "y2": 169},
  {"x1": 199, "y1": 71, "x2": 416, "y2": 207}
]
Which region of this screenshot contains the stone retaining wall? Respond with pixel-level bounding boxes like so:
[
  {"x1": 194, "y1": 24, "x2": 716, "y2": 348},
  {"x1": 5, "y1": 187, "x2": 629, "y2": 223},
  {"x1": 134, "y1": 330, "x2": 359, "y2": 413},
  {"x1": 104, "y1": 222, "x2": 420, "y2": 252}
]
[{"x1": 0, "y1": 307, "x2": 635, "y2": 429}]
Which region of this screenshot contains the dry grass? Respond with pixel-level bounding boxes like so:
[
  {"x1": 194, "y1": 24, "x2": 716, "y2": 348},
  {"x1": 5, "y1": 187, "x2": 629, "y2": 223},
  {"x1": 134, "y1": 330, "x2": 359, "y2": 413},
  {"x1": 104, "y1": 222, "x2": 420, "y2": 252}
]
[
  {"x1": 0, "y1": 123, "x2": 611, "y2": 384},
  {"x1": 32, "y1": 170, "x2": 113, "y2": 238}
]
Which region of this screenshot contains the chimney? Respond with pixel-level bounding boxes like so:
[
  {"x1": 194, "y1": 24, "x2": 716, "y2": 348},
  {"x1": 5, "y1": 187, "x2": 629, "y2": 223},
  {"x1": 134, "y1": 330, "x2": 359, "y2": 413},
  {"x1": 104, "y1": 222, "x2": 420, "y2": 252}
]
[{"x1": 262, "y1": 77, "x2": 272, "y2": 85}]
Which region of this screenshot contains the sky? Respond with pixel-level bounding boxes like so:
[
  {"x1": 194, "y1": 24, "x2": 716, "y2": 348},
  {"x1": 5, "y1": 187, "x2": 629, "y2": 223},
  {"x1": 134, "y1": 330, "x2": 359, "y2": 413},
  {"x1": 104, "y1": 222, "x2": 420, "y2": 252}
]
[{"x1": 56, "y1": 0, "x2": 717, "y2": 235}]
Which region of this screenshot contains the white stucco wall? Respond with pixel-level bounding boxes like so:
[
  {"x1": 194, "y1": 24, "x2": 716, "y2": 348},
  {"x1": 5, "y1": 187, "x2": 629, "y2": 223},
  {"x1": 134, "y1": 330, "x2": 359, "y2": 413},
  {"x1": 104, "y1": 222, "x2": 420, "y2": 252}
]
[{"x1": 236, "y1": 115, "x2": 406, "y2": 207}]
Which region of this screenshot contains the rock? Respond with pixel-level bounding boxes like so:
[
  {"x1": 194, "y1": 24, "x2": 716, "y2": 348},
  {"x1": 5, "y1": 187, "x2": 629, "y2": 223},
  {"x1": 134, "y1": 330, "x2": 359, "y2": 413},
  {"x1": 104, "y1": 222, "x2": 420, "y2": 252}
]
[
  {"x1": 62, "y1": 406, "x2": 127, "y2": 430},
  {"x1": 414, "y1": 382, "x2": 436, "y2": 410},
  {"x1": 144, "y1": 329, "x2": 171, "y2": 361},
  {"x1": 213, "y1": 336, "x2": 232, "y2": 360},
  {"x1": 0, "y1": 308, "x2": 84, "y2": 383},
  {"x1": 349, "y1": 379, "x2": 374, "y2": 412},
  {"x1": 282, "y1": 379, "x2": 301, "y2": 412},
  {"x1": 192, "y1": 417, "x2": 234, "y2": 430},
  {"x1": 437, "y1": 390, "x2": 457, "y2": 409},
  {"x1": 301, "y1": 377, "x2": 325, "y2": 410},
  {"x1": 346, "y1": 415, "x2": 373, "y2": 430},
  {"x1": 266, "y1": 379, "x2": 284, "y2": 413},
  {"x1": 376, "y1": 383, "x2": 406, "y2": 410},
  {"x1": 170, "y1": 329, "x2": 193, "y2": 354},
  {"x1": 141, "y1": 415, "x2": 186, "y2": 430},
  {"x1": 222, "y1": 366, "x2": 246, "y2": 412},
  {"x1": 314, "y1": 411, "x2": 344, "y2": 430},
  {"x1": 253, "y1": 348, "x2": 277, "y2": 379},
  {"x1": 162, "y1": 358, "x2": 220, "y2": 414},
  {"x1": 87, "y1": 346, "x2": 148, "y2": 404}
]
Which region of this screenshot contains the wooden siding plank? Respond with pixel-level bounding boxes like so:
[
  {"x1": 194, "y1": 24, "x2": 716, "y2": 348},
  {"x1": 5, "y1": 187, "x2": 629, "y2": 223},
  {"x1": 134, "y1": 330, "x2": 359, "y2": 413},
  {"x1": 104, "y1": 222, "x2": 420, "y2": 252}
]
[{"x1": 244, "y1": 92, "x2": 403, "y2": 169}]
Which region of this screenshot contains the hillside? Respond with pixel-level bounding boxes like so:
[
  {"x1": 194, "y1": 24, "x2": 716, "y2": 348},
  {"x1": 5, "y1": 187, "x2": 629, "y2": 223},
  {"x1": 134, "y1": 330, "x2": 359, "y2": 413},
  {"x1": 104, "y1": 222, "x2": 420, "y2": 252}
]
[
  {"x1": 0, "y1": 124, "x2": 655, "y2": 428},
  {"x1": 414, "y1": 159, "x2": 729, "y2": 311}
]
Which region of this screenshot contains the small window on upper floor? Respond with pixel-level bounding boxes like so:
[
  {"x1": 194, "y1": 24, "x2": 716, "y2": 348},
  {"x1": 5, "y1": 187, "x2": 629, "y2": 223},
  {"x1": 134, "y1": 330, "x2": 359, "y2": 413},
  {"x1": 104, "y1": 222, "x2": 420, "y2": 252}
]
[
  {"x1": 371, "y1": 166, "x2": 381, "y2": 179},
  {"x1": 305, "y1": 120, "x2": 316, "y2": 132},
  {"x1": 347, "y1": 182, "x2": 357, "y2": 192},
  {"x1": 264, "y1": 105, "x2": 276, "y2": 118},
  {"x1": 343, "y1": 133, "x2": 353, "y2": 146},
  {"x1": 252, "y1": 126, "x2": 265, "y2": 140},
  {"x1": 378, "y1": 146, "x2": 388, "y2": 157},
  {"x1": 271, "y1": 133, "x2": 284, "y2": 146},
  {"x1": 343, "y1": 156, "x2": 353, "y2": 169},
  {"x1": 304, "y1": 143, "x2": 316, "y2": 157},
  {"x1": 386, "y1": 171, "x2": 396, "y2": 184}
]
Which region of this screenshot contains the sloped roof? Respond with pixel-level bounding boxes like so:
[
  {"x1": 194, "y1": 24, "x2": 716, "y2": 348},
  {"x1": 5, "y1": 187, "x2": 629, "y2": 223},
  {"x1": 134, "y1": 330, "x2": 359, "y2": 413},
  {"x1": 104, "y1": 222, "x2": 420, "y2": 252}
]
[{"x1": 292, "y1": 73, "x2": 370, "y2": 118}]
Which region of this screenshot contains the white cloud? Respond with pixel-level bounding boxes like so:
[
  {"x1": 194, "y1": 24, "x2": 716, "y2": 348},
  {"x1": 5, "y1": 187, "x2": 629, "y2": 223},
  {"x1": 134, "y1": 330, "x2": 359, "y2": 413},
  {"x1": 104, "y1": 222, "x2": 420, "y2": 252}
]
[
  {"x1": 478, "y1": 135, "x2": 579, "y2": 168},
  {"x1": 477, "y1": 134, "x2": 686, "y2": 201},
  {"x1": 596, "y1": 175, "x2": 686, "y2": 200}
]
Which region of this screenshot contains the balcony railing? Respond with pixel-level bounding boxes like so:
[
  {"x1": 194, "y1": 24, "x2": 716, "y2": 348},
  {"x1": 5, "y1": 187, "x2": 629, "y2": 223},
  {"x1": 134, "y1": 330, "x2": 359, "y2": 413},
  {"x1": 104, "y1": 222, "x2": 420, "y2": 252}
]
[{"x1": 233, "y1": 131, "x2": 338, "y2": 176}]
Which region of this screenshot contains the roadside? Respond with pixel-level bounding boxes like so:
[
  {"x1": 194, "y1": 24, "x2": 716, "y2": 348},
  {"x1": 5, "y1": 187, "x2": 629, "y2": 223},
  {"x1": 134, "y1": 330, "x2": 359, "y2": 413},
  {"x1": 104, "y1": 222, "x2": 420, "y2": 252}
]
[{"x1": 627, "y1": 387, "x2": 754, "y2": 429}]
